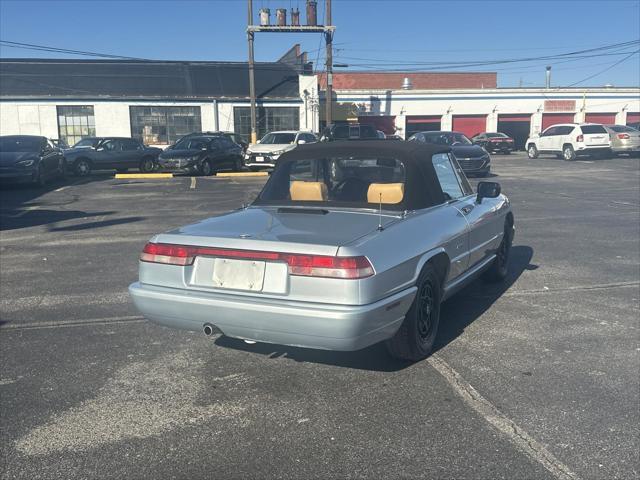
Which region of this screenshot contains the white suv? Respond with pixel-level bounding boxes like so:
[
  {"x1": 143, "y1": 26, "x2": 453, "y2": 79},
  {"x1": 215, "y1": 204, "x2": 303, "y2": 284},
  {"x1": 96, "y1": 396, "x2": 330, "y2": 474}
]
[
  {"x1": 244, "y1": 131, "x2": 317, "y2": 169},
  {"x1": 526, "y1": 123, "x2": 611, "y2": 161}
]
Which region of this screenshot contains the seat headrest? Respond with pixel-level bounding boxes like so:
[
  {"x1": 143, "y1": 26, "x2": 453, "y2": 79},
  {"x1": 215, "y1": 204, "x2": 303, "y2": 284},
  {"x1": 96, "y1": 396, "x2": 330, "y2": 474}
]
[
  {"x1": 367, "y1": 183, "x2": 404, "y2": 204},
  {"x1": 290, "y1": 181, "x2": 328, "y2": 201}
]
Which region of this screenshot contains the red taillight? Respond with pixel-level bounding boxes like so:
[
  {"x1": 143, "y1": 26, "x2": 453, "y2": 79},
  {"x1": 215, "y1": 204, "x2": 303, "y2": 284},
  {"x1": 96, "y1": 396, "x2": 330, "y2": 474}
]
[
  {"x1": 618, "y1": 133, "x2": 630, "y2": 139},
  {"x1": 576, "y1": 134, "x2": 584, "y2": 142},
  {"x1": 140, "y1": 243, "x2": 374, "y2": 279},
  {"x1": 140, "y1": 242, "x2": 195, "y2": 266}
]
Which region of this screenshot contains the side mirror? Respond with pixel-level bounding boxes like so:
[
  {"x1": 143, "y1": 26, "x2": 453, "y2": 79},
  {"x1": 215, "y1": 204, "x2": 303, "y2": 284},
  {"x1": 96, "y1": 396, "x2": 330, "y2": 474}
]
[
  {"x1": 476, "y1": 181, "x2": 500, "y2": 204},
  {"x1": 256, "y1": 139, "x2": 261, "y2": 144},
  {"x1": 297, "y1": 139, "x2": 306, "y2": 145}
]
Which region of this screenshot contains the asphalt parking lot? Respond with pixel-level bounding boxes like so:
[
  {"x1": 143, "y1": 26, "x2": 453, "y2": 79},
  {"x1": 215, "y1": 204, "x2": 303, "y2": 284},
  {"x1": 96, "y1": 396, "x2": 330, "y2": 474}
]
[{"x1": 1, "y1": 152, "x2": 638, "y2": 479}]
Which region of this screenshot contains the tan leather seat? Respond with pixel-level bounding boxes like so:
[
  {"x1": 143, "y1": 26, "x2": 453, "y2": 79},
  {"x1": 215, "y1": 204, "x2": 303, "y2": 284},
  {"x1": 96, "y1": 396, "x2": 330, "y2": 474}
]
[
  {"x1": 367, "y1": 183, "x2": 404, "y2": 204},
  {"x1": 290, "y1": 181, "x2": 328, "y2": 201}
]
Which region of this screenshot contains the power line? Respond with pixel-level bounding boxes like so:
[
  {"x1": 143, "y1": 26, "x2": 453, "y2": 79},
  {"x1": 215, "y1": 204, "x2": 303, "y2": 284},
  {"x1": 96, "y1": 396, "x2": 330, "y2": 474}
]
[
  {"x1": 332, "y1": 39, "x2": 640, "y2": 68},
  {"x1": 565, "y1": 50, "x2": 640, "y2": 87},
  {"x1": 0, "y1": 40, "x2": 149, "y2": 61}
]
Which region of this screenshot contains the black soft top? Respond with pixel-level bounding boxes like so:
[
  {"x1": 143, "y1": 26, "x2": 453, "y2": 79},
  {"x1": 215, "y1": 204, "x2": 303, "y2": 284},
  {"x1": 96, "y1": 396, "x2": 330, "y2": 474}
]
[{"x1": 259, "y1": 141, "x2": 452, "y2": 211}]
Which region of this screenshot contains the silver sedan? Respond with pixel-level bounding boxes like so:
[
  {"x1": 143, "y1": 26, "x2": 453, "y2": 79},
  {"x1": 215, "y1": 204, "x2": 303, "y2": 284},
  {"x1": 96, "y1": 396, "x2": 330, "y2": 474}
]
[{"x1": 129, "y1": 141, "x2": 514, "y2": 361}]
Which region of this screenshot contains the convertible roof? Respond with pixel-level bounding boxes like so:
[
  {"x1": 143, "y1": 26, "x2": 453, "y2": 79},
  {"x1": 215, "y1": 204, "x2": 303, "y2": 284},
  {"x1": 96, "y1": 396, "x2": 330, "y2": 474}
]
[{"x1": 270, "y1": 141, "x2": 452, "y2": 210}]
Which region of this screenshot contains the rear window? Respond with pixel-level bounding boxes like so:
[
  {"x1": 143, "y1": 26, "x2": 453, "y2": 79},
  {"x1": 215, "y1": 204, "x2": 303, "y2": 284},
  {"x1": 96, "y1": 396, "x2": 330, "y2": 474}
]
[
  {"x1": 255, "y1": 156, "x2": 406, "y2": 209},
  {"x1": 609, "y1": 125, "x2": 637, "y2": 133},
  {"x1": 580, "y1": 125, "x2": 607, "y2": 134}
]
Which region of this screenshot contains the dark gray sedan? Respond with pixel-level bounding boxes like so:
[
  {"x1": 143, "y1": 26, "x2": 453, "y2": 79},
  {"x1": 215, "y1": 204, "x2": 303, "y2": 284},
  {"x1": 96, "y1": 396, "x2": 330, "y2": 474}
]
[
  {"x1": 409, "y1": 131, "x2": 491, "y2": 176},
  {"x1": 64, "y1": 137, "x2": 161, "y2": 176},
  {"x1": 0, "y1": 135, "x2": 66, "y2": 185},
  {"x1": 158, "y1": 135, "x2": 243, "y2": 175}
]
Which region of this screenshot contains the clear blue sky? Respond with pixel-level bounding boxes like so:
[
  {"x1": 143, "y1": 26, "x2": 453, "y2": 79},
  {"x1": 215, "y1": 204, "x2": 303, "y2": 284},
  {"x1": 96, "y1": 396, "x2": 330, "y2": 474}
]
[{"x1": 1, "y1": 0, "x2": 639, "y2": 88}]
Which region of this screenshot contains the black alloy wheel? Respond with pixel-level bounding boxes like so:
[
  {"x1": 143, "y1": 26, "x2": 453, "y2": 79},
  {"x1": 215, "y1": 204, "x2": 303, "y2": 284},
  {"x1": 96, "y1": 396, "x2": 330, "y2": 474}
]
[
  {"x1": 139, "y1": 157, "x2": 155, "y2": 173},
  {"x1": 484, "y1": 222, "x2": 513, "y2": 282},
  {"x1": 416, "y1": 281, "x2": 436, "y2": 342},
  {"x1": 386, "y1": 264, "x2": 442, "y2": 361},
  {"x1": 200, "y1": 160, "x2": 213, "y2": 176},
  {"x1": 74, "y1": 159, "x2": 91, "y2": 176}
]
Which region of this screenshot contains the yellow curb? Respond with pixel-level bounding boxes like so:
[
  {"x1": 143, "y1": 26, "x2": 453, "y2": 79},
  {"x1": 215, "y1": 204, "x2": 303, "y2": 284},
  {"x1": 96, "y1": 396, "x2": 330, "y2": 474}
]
[
  {"x1": 114, "y1": 173, "x2": 174, "y2": 179},
  {"x1": 215, "y1": 171, "x2": 269, "y2": 177}
]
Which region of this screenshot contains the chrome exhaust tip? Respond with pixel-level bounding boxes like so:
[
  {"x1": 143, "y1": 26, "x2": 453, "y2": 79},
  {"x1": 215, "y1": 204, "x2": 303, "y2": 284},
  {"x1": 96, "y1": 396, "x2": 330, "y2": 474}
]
[{"x1": 203, "y1": 323, "x2": 215, "y2": 336}]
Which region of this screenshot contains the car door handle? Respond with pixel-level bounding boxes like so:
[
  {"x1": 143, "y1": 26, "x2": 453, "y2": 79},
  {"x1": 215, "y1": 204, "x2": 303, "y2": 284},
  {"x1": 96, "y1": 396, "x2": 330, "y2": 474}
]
[{"x1": 460, "y1": 205, "x2": 474, "y2": 215}]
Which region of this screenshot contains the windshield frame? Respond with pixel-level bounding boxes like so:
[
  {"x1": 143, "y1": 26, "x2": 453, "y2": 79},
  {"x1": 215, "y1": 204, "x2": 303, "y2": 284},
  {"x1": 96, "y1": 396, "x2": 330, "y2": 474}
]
[
  {"x1": 254, "y1": 155, "x2": 409, "y2": 212},
  {"x1": 260, "y1": 133, "x2": 297, "y2": 145}
]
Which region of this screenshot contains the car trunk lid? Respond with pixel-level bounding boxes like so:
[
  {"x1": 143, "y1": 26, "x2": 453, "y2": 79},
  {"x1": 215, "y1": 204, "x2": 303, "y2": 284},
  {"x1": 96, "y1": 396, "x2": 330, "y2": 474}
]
[{"x1": 145, "y1": 207, "x2": 399, "y2": 298}]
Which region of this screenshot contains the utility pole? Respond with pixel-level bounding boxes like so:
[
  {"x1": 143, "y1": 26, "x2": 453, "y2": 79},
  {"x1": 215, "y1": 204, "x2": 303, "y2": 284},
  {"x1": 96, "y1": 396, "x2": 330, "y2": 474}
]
[
  {"x1": 247, "y1": 0, "x2": 257, "y2": 143},
  {"x1": 324, "y1": 0, "x2": 333, "y2": 127},
  {"x1": 246, "y1": 0, "x2": 334, "y2": 137}
]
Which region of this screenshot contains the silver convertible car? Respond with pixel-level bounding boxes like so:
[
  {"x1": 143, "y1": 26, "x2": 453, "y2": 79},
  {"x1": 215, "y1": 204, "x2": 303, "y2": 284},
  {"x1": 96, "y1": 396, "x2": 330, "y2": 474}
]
[{"x1": 129, "y1": 141, "x2": 514, "y2": 360}]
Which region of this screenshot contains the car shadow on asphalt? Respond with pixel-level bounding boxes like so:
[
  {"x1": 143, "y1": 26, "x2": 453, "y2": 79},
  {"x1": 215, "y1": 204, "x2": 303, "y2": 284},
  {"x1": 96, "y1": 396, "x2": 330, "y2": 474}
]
[
  {"x1": 434, "y1": 245, "x2": 536, "y2": 354},
  {"x1": 0, "y1": 174, "x2": 114, "y2": 231},
  {"x1": 216, "y1": 245, "x2": 536, "y2": 372}
]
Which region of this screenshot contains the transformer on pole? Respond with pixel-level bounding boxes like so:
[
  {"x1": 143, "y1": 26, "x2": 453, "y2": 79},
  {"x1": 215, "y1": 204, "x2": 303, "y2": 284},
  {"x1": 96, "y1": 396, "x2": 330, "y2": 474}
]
[{"x1": 246, "y1": 0, "x2": 335, "y2": 142}]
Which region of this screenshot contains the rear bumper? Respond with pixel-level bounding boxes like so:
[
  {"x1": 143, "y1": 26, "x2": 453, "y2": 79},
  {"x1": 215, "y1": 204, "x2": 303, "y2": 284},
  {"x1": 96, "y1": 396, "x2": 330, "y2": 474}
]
[
  {"x1": 612, "y1": 143, "x2": 640, "y2": 153},
  {"x1": 484, "y1": 144, "x2": 513, "y2": 153},
  {"x1": 129, "y1": 282, "x2": 416, "y2": 351}
]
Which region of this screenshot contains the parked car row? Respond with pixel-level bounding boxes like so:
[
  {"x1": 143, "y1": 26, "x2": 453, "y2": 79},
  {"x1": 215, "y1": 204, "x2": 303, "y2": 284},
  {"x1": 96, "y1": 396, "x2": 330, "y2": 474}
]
[{"x1": 526, "y1": 123, "x2": 640, "y2": 160}]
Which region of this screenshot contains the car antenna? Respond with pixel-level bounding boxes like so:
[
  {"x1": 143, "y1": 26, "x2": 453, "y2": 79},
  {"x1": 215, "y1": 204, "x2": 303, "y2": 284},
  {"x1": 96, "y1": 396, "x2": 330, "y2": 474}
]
[{"x1": 378, "y1": 193, "x2": 384, "y2": 231}]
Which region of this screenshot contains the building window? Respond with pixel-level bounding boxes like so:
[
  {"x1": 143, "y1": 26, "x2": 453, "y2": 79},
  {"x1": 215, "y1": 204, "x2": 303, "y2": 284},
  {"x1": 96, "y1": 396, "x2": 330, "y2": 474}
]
[
  {"x1": 130, "y1": 106, "x2": 202, "y2": 145},
  {"x1": 57, "y1": 106, "x2": 95, "y2": 147},
  {"x1": 233, "y1": 106, "x2": 300, "y2": 142}
]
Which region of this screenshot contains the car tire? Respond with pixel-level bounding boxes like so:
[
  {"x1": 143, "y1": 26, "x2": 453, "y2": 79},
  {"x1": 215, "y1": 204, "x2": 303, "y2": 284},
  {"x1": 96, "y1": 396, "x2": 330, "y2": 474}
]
[
  {"x1": 200, "y1": 160, "x2": 213, "y2": 176},
  {"x1": 527, "y1": 144, "x2": 539, "y2": 159},
  {"x1": 139, "y1": 157, "x2": 155, "y2": 173},
  {"x1": 74, "y1": 158, "x2": 91, "y2": 176},
  {"x1": 484, "y1": 220, "x2": 513, "y2": 283},
  {"x1": 563, "y1": 144, "x2": 576, "y2": 161},
  {"x1": 58, "y1": 159, "x2": 67, "y2": 179},
  {"x1": 386, "y1": 264, "x2": 441, "y2": 361},
  {"x1": 35, "y1": 165, "x2": 47, "y2": 187}
]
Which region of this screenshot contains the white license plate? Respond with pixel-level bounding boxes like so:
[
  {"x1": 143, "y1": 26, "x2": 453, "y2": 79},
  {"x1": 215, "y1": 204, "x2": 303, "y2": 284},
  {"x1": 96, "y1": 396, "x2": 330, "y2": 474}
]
[
  {"x1": 255, "y1": 156, "x2": 264, "y2": 162},
  {"x1": 212, "y1": 258, "x2": 266, "y2": 291}
]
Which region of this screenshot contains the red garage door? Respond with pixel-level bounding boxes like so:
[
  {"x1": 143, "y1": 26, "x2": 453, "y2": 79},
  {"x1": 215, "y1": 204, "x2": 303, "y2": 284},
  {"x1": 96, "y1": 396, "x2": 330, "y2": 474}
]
[
  {"x1": 585, "y1": 113, "x2": 616, "y2": 124},
  {"x1": 542, "y1": 113, "x2": 575, "y2": 130},
  {"x1": 627, "y1": 112, "x2": 640, "y2": 128},
  {"x1": 452, "y1": 115, "x2": 487, "y2": 138}
]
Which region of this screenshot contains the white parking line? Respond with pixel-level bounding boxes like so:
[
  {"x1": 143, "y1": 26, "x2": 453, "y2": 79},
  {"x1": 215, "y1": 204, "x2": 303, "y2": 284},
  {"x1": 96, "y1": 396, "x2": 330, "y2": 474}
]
[
  {"x1": 1, "y1": 315, "x2": 145, "y2": 331},
  {"x1": 190, "y1": 176, "x2": 196, "y2": 189},
  {"x1": 428, "y1": 355, "x2": 579, "y2": 480}
]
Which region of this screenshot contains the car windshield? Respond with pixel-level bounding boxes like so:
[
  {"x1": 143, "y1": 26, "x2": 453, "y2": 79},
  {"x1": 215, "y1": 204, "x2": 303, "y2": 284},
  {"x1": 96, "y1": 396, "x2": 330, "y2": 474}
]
[
  {"x1": 422, "y1": 132, "x2": 472, "y2": 146},
  {"x1": 0, "y1": 136, "x2": 42, "y2": 152},
  {"x1": 485, "y1": 133, "x2": 508, "y2": 138},
  {"x1": 260, "y1": 133, "x2": 296, "y2": 144},
  {"x1": 73, "y1": 138, "x2": 99, "y2": 148},
  {"x1": 174, "y1": 137, "x2": 210, "y2": 150},
  {"x1": 255, "y1": 156, "x2": 407, "y2": 210}
]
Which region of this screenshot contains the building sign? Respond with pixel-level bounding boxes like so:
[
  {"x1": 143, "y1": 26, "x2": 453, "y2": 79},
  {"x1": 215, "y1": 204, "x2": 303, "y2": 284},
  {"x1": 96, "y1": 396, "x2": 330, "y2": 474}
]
[{"x1": 544, "y1": 100, "x2": 576, "y2": 112}]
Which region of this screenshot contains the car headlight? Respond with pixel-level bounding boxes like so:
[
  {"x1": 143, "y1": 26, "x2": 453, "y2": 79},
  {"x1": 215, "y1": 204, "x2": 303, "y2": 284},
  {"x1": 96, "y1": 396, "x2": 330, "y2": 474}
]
[{"x1": 16, "y1": 159, "x2": 35, "y2": 167}]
